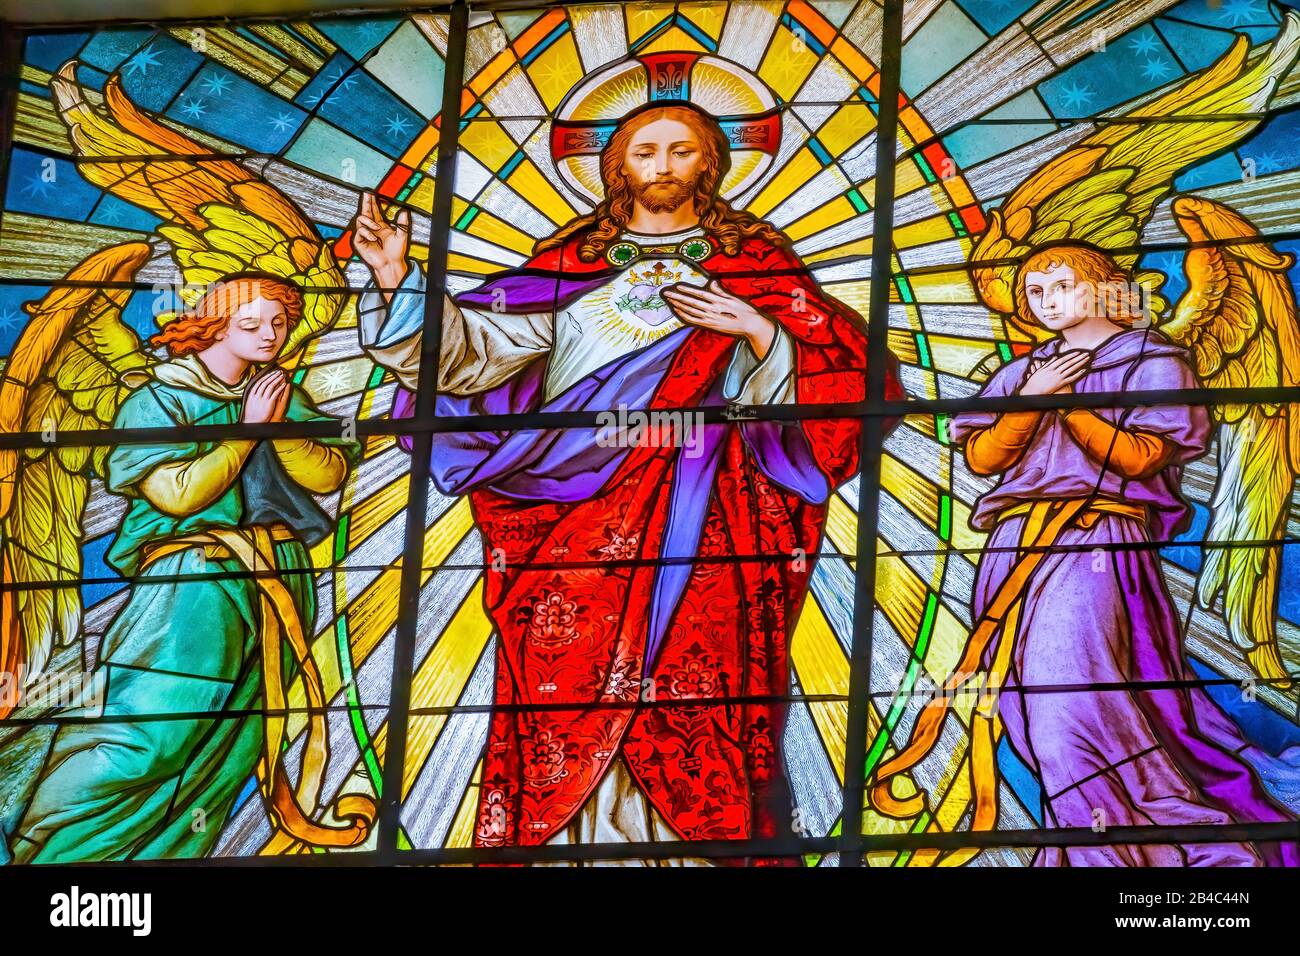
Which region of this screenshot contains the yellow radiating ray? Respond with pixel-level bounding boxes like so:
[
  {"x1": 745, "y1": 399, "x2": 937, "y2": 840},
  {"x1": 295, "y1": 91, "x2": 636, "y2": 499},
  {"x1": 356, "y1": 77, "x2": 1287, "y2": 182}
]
[
  {"x1": 790, "y1": 593, "x2": 856, "y2": 784},
  {"x1": 885, "y1": 327, "x2": 920, "y2": 366},
  {"x1": 277, "y1": 499, "x2": 476, "y2": 761},
  {"x1": 505, "y1": 158, "x2": 579, "y2": 227},
  {"x1": 817, "y1": 104, "x2": 877, "y2": 155},
  {"x1": 299, "y1": 357, "x2": 372, "y2": 402},
  {"x1": 281, "y1": 632, "x2": 346, "y2": 742},
  {"x1": 927, "y1": 333, "x2": 1008, "y2": 381},
  {"x1": 362, "y1": 435, "x2": 397, "y2": 459},
  {"x1": 802, "y1": 233, "x2": 873, "y2": 264},
  {"x1": 748, "y1": 146, "x2": 822, "y2": 219},
  {"x1": 811, "y1": 277, "x2": 871, "y2": 318},
  {"x1": 346, "y1": 473, "x2": 411, "y2": 547},
  {"x1": 820, "y1": 494, "x2": 983, "y2": 848},
  {"x1": 453, "y1": 198, "x2": 538, "y2": 257},
  {"x1": 822, "y1": 494, "x2": 859, "y2": 558},
  {"x1": 883, "y1": 455, "x2": 942, "y2": 538},
  {"x1": 892, "y1": 213, "x2": 963, "y2": 250},
  {"x1": 759, "y1": 24, "x2": 821, "y2": 100},
  {"x1": 821, "y1": 493, "x2": 970, "y2": 696},
  {"x1": 909, "y1": 416, "x2": 940, "y2": 442},
  {"x1": 783, "y1": 196, "x2": 858, "y2": 243},
  {"x1": 528, "y1": 32, "x2": 584, "y2": 111},
  {"x1": 904, "y1": 269, "x2": 980, "y2": 305},
  {"x1": 406, "y1": 177, "x2": 436, "y2": 214},
  {"x1": 280, "y1": 466, "x2": 427, "y2": 741},
  {"x1": 626, "y1": 2, "x2": 676, "y2": 45},
  {"x1": 347, "y1": 499, "x2": 477, "y2": 762},
  {"x1": 446, "y1": 758, "x2": 484, "y2": 849},
  {"x1": 309, "y1": 537, "x2": 333, "y2": 569},
  {"x1": 950, "y1": 498, "x2": 986, "y2": 555},
  {"x1": 640, "y1": 25, "x2": 709, "y2": 54},
  {"x1": 893, "y1": 161, "x2": 931, "y2": 200},
  {"x1": 678, "y1": 1, "x2": 727, "y2": 39},
  {"x1": 307, "y1": 499, "x2": 477, "y2": 774},
  {"x1": 402, "y1": 580, "x2": 494, "y2": 800},
  {"x1": 449, "y1": 251, "x2": 510, "y2": 277},
  {"x1": 459, "y1": 120, "x2": 521, "y2": 170},
  {"x1": 811, "y1": 502, "x2": 946, "y2": 837}
]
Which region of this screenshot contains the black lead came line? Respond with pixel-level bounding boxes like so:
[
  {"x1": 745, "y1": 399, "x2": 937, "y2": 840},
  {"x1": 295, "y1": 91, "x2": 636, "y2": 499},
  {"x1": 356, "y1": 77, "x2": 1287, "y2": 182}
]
[
  {"x1": 3, "y1": 384, "x2": 1298, "y2": 451},
  {"x1": 840, "y1": 0, "x2": 906, "y2": 867},
  {"x1": 373, "y1": 0, "x2": 470, "y2": 864}
]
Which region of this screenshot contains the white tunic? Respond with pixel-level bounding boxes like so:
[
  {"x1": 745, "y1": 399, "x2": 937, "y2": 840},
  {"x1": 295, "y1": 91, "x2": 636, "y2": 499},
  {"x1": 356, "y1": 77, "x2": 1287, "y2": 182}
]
[
  {"x1": 357, "y1": 229, "x2": 796, "y2": 406},
  {"x1": 356, "y1": 231, "x2": 800, "y2": 863}
]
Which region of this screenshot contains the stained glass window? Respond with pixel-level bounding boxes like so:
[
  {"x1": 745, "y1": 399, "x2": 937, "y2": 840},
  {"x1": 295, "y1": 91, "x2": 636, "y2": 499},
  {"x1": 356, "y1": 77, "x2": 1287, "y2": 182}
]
[{"x1": 0, "y1": 0, "x2": 1298, "y2": 873}]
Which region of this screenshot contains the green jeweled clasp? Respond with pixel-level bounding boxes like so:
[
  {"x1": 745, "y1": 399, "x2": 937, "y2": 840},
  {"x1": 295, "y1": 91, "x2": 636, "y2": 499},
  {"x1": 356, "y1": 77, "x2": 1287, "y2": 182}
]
[{"x1": 604, "y1": 235, "x2": 714, "y2": 268}]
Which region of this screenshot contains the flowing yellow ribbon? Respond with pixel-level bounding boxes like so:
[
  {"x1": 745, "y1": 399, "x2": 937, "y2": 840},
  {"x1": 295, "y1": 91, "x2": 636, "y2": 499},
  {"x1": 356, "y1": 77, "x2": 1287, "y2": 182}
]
[
  {"x1": 869, "y1": 496, "x2": 1143, "y2": 865},
  {"x1": 142, "y1": 526, "x2": 376, "y2": 849}
]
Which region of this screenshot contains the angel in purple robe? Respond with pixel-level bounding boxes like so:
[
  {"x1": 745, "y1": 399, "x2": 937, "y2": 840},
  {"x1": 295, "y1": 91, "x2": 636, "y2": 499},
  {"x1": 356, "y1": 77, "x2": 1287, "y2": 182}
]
[{"x1": 870, "y1": 242, "x2": 1300, "y2": 866}]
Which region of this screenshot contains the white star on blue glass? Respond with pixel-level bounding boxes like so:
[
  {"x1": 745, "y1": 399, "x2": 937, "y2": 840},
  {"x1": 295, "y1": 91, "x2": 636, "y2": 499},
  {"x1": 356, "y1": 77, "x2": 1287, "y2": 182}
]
[
  {"x1": 201, "y1": 73, "x2": 232, "y2": 97},
  {"x1": 179, "y1": 97, "x2": 207, "y2": 120},
  {"x1": 385, "y1": 114, "x2": 411, "y2": 138},
  {"x1": 125, "y1": 44, "x2": 163, "y2": 77},
  {"x1": 1218, "y1": 0, "x2": 1264, "y2": 27},
  {"x1": 269, "y1": 111, "x2": 295, "y2": 133},
  {"x1": 1058, "y1": 80, "x2": 1095, "y2": 111},
  {"x1": 0, "y1": 308, "x2": 20, "y2": 332},
  {"x1": 1128, "y1": 32, "x2": 1160, "y2": 56},
  {"x1": 1141, "y1": 57, "x2": 1172, "y2": 82}
]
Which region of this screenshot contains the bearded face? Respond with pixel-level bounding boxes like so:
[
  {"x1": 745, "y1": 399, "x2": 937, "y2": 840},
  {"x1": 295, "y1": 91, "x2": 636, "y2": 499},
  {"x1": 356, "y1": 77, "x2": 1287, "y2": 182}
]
[
  {"x1": 617, "y1": 116, "x2": 715, "y2": 217},
  {"x1": 632, "y1": 175, "x2": 698, "y2": 213}
]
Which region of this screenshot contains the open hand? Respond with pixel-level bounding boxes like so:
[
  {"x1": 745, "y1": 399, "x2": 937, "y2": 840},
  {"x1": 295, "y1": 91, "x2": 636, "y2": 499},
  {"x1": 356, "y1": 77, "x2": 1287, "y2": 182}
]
[
  {"x1": 241, "y1": 368, "x2": 291, "y2": 424},
  {"x1": 352, "y1": 191, "x2": 411, "y2": 295},
  {"x1": 1019, "y1": 350, "x2": 1091, "y2": 396},
  {"x1": 662, "y1": 280, "x2": 776, "y2": 359}
]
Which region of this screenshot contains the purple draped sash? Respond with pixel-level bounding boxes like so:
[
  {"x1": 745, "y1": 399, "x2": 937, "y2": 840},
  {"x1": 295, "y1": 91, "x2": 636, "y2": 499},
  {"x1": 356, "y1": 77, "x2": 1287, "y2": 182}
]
[{"x1": 391, "y1": 327, "x2": 829, "y2": 666}]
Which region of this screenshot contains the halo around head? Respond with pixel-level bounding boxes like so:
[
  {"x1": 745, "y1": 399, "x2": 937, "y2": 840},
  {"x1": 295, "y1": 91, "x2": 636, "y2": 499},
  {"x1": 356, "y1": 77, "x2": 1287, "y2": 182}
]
[{"x1": 550, "y1": 51, "x2": 781, "y2": 205}]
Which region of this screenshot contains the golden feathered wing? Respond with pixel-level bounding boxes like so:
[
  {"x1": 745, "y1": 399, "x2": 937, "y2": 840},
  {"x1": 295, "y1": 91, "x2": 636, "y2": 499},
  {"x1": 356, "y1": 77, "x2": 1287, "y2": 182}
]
[
  {"x1": 968, "y1": 13, "x2": 1300, "y2": 687},
  {"x1": 50, "y1": 59, "x2": 345, "y2": 355},
  {"x1": 0, "y1": 242, "x2": 153, "y2": 716},
  {"x1": 971, "y1": 12, "x2": 1300, "y2": 340},
  {"x1": 0, "y1": 63, "x2": 350, "y2": 714},
  {"x1": 1162, "y1": 197, "x2": 1299, "y2": 688}
]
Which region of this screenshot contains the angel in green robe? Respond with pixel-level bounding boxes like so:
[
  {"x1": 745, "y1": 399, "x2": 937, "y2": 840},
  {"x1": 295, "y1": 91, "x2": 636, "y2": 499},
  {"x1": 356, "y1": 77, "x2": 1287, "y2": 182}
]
[
  {"x1": 8, "y1": 271, "x2": 370, "y2": 863},
  {"x1": 0, "y1": 60, "x2": 369, "y2": 862}
]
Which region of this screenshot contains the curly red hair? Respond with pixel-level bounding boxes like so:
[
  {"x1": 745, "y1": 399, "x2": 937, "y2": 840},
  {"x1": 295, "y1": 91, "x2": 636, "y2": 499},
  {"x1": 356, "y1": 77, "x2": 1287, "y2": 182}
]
[{"x1": 150, "y1": 274, "x2": 304, "y2": 357}]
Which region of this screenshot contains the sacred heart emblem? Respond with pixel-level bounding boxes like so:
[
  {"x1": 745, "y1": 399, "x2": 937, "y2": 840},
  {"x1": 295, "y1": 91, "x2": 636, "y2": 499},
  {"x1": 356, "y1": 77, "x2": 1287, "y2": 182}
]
[{"x1": 614, "y1": 259, "x2": 706, "y2": 327}]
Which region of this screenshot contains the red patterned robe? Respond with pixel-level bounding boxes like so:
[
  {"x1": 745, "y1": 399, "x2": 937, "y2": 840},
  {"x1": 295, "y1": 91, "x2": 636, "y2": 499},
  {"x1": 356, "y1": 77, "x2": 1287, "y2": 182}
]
[{"x1": 416, "y1": 231, "x2": 902, "y2": 859}]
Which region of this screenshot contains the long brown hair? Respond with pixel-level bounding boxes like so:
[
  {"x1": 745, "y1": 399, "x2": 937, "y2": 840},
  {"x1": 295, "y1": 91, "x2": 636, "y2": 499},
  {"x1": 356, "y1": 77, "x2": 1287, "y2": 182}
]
[
  {"x1": 1013, "y1": 243, "x2": 1149, "y2": 330},
  {"x1": 539, "y1": 105, "x2": 788, "y2": 262},
  {"x1": 150, "y1": 274, "x2": 304, "y2": 357}
]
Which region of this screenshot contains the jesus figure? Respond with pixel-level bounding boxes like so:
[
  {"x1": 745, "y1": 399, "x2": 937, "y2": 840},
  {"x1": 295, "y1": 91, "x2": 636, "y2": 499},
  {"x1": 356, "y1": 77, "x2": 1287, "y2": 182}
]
[{"x1": 353, "y1": 103, "x2": 901, "y2": 863}]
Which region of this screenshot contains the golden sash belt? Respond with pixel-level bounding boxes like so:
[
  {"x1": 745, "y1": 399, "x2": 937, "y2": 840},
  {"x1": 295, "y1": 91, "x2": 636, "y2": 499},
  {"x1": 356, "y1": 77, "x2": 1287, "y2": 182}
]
[
  {"x1": 139, "y1": 525, "x2": 376, "y2": 850},
  {"x1": 867, "y1": 496, "x2": 1146, "y2": 865}
]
